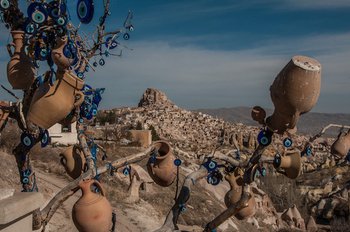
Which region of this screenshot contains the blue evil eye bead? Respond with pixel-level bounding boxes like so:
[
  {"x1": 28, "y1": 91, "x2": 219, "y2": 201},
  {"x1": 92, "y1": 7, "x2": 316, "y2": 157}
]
[
  {"x1": 122, "y1": 166, "x2": 131, "y2": 176},
  {"x1": 149, "y1": 154, "x2": 157, "y2": 164},
  {"x1": 174, "y1": 158, "x2": 182, "y2": 166},
  {"x1": 83, "y1": 84, "x2": 93, "y2": 95},
  {"x1": 123, "y1": 33, "x2": 130, "y2": 40},
  {"x1": 56, "y1": 16, "x2": 67, "y2": 26},
  {"x1": 257, "y1": 129, "x2": 273, "y2": 146},
  {"x1": 25, "y1": 21, "x2": 36, "y2": 34},
  {"x1": 91, "y1": 106, "x2": 98, "y2": 116},
  {"x1": 204, "y1": 159, "x2": 217, "y2": 172},
  {"x1": 105, "y1": 37, "x2": 118, "y2": 49},
  {"x1": 77, "y1": 0, "x2": 94, "y2": 24},
  {"x1": 179, "y1": 204, "x2": 186, "y2": 212},
  {"x1": 104, "y1": 51, "x2": 110, "y2": 57},
  {"x1": 41, "y1": 130, "x2": 49, "y2": 147},
  {"x1": 0, "y1": 0, "x2": 10, "y2": 10},
  {"x1": 28, "y1": 2, "x2": 48, "y2": 24},
  {"x1": 99, "y1": 58, "x2": 105, "y2": 66},
  {"x1": 21, "y1": 132, "x2": 34, "y2": 148},
  {"x1": 260, "y1": 167, "x2": 266, "y2": 177},
  {"x1": 93, "y1": 93, "x2": 102, "y2": 105},
  {"x1": 283, "y1": 138, "x2": 293, "y2": 148},
  {"x1": 39, "y1": 48, "x2": 48, "y2": 59},
  {"x1": 85, "y1": 65, "x2": 90, "y2": 72},
  {"x1": 21, "y1": 176, "x2": 29, "y2": 184},
  {"x1": 207, "y1": 172, "x2": 221, "y2": 186},
  {"x1": 93, "y1": 61, "x2": 98, "y2": 67},
  {"x1": 77, "y1": 72, "x2": 84, "y2": 79},
  {"x1": 305, "y1": 146, "x2": 312, "y2": 157},
  {"x1": 127, "y1": 25, "x2": 134, "y2": 32},
  {"x1": 63, "y1": 43, "x2": 77, "y2": 59},
  {"x1": 273, "y1": 153, "x2": 282, "y2": 168}
]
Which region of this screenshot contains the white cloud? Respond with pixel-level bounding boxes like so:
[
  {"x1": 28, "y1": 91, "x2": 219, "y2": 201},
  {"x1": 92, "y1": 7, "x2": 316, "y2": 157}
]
[{"x1": 84, "y1": 32, "x2": 350, "y2": 113}]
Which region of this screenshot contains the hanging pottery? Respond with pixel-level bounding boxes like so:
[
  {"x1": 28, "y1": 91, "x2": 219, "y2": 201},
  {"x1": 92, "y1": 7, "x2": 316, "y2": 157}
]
[
  {"x1": 27, "y1": 70, "x2": 85, "y2": 129},
  {"x1": 7, "y1": 30, "x2": 35, "y2": 90},
  {"x1": 72, "y1": 179, "x2": 112, "y2": 232},
  {"x1": 266, "y1": 56, "x2": 321, "y2": 134},
  {"x1": 77, "y1": 0, "x2": 94, "y2": 24},
  {"x1": 51, "y1": 37, "x2": 79, "y2": 69},
  {"x1": 147, "y1": 141, "x2": 177, "y2": 187},
  {"x1": 60, "y1": 145, "x2": 85, "y2": 179}
]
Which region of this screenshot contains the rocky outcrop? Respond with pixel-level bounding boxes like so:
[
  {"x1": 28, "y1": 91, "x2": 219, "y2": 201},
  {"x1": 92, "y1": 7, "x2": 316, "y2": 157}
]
[
  {"x1": 281, "y1": 204, "x2": 306, "y2": 230},
  {"x1": 138, "y1": 88, "x2": 173, "y2": 107}
]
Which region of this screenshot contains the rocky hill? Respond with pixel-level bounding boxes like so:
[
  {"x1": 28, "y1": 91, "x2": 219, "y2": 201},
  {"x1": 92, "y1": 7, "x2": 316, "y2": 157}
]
[{"x1": 94, "y1": 88, "x2": 350, "y2": 231}]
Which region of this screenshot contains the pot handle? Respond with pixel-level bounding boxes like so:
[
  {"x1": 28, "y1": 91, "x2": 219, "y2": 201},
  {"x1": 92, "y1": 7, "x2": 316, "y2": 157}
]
[
  {"x1": 92, "y1": 179, "x2": 106, "y2": 197},
  {"x1": 74, "y1": 91, "x2": 85, "y2": 107},
  {"x1": 6, "y1": 43, "x2": 15, "y2": 57}
]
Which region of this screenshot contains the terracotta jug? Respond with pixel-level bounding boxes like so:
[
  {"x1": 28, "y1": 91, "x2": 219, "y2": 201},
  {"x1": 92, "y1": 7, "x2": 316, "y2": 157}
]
[
  {"x1": 26, "y1": 70, "x2": 84, "y2": 129},
  {"x1": 224, "y1": 171, "x2": 243, "y2": 206},
  {"x1": 273, "y1": 150, "x2": 301, "y2": 179},
  {"x1": 7, "y1": 30, "x2": 35, "y2": 90},
  {"x1": 224, "y1": 170, "x2": 256, "y2": 220},
  {"x1": 331, "y1": 130, "x2": 350, "y2": 158},
  {"x1": 266, "y1": 55, "x2": 321, "y2": 134},
  {"x1": 60, "y1": 145, "x2": 85, "y2": 179},
  {"x1": 72, "y1": 179, "x2": 112, "y2": 232},
  {"x1": 147, "y1": 141, "x2": 176, "y2": 187},
  {"x1": 51, "y1": 36, "x2": 79, "y2": 69}
]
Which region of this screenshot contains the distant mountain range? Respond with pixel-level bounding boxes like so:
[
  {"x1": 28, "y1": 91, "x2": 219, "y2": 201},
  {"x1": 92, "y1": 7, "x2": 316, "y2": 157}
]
[{"x1": 196, "y1": 107, "x2": 350, "y2": 136}]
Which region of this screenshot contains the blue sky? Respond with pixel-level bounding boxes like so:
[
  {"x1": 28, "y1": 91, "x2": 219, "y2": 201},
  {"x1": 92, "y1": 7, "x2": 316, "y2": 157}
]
[{"x1": 1, "y1": 1, "x2": 350, "y2": 113}]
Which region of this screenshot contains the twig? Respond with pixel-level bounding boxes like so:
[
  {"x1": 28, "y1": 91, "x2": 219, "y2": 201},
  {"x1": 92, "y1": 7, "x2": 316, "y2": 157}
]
[{"x1": 154, "y1": 166, "x2": 208, "y2": 232}]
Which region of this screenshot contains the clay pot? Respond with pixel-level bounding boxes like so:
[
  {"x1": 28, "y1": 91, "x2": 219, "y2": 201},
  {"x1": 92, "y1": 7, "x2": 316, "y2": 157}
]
[
  {"x1": 26, "y1": 70, "x2": 84, "y2": 129},
  {"x1": 51, "y1": 36, "x2": 79, "y2": 69},
  {"x1": 60, "y1": 145, "x2": 85, "y2": 179},
  {"x1": 331, "y1": 130, "x2": 350, "y2": 158},
  {"x1": 224, "y1": 170, "x2": 256, "y2": 220},
  {"x1": 251, "y1": 106, "x2": 266, "y2": 125},
  {"x1": 72, "y1": 179, "x2": 112, "y2": 232},
  {"x1": 266, "y1": 56, "x2": 321, "y2": 134},
  {"x1": 224, "y1": 171, "x2": 243, "y2": 206},
  {"x1": 6, "y1": 30, "x2": 35, "y2": 90},
  {"x1": 147, "y1": 141, "x2": 176, "y2": 187},
  {"x1": 273, "y1": 150, "x2": 301, "y2": 179}
]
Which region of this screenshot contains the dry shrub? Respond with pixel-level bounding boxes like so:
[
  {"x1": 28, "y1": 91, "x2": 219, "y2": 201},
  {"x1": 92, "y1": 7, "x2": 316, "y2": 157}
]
[
  {"x1": 259, "y1": 174, "x2": 309, "y2": 219},
  {"x1": 330, "y1": 217, "x2": 350, "y2": 232}
]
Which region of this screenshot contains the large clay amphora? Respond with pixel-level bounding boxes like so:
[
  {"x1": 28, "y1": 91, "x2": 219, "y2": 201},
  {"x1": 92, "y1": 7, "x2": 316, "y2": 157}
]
[
  {"x1": 72, "y1": 179, "x2": 112, "y2": 232},
  {"x1": 51, "y1": 36, "x2": 79, "y2": 69},
  {"x1": 224, "y1": 170, "x2": 256, "y2": 220},
  {"x1": 266, "y1": 56, "x2": 321, "y2": 134},
  {"x1": 7, "y1": 30, "x2": 35, "y2": 90},
  {"x1": 147, "y1": 141, "x2": 176, "y2": 187},
  {"x1": 26, "y1": 70, "x2": 84, "y2": 129},
  {"x1": 60, "y1": 145, "x2": 85, "y2": 179},
  {"x1": 273, "y1": 150, "x2": 301, "y2": 179},
  {"x1": 331, "y1": 130, "x2": 350, "y2": 158}
]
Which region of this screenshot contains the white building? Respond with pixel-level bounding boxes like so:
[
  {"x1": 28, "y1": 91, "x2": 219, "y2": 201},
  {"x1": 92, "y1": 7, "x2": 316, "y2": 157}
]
[{"x1": 48, "y1": 122, "x2": 78, "y2": 145}]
